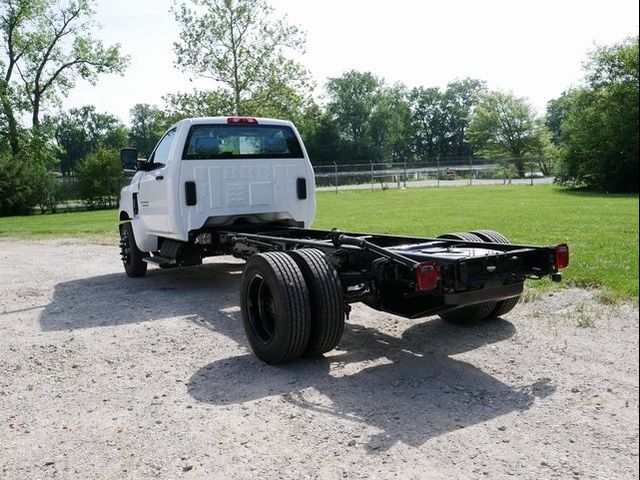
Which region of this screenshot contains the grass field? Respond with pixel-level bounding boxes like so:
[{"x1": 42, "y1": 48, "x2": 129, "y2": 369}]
[{"x1": 1, "y1": 185, "x2": 637, "y2": 299}]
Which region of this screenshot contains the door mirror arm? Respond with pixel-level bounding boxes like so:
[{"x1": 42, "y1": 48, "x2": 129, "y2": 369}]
[{"x1": 137, "y1": 160, "x2": 157, "y2": 172}]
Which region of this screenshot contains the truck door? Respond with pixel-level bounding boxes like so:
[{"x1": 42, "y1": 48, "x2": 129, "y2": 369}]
[{"x1": 137, "y1": 128, "x2": 176, "y2": 234}]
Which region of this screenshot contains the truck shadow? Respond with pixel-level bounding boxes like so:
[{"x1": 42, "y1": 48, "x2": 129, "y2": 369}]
[
  {"x1": 38, "y1": 260, "x2": 245, "y2": 332},
  {"x1": 189, "y1": 315, "x2": 554, "y2": 450},
  {"x1": 40, "y1": 259, "x2": 554, "y2": 450}
]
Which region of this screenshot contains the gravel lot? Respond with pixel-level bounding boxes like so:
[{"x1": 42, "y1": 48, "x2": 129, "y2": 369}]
[{"x1": 0, "y1": 239, "x2": 638, "y2": 480}]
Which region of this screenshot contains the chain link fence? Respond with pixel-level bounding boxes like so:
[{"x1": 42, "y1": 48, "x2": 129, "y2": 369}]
[{"x1": 314, "y1": 157, "x2": 553, "y2": 192}]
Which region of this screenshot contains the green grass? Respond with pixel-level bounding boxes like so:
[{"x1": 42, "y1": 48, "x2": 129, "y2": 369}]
[
  {"x1": 0, "y1": 185, "x2": 637, "y2": 299},
  {"x1": 0, "y1": 208, "x2": 118, "y2": 242},
  {"x1": 314, "y1": 185, "x2": 638, "y2": 300}
]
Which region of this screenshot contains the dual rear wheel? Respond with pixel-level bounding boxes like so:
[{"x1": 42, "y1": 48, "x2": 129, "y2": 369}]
[
  {"x1": 241, "y1": 231, "x2": 522, "y2": 363},
  {"x1": 437, "y1": 230, "x2": 522, "y2": 325},
  {"x1": 240, "y1": 249, "x2": 345, "y2": 364}
]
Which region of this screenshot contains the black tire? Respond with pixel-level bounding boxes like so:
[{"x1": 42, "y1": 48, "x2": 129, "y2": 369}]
[
  {"x1": 470, "y1": 230, "x2": 521, "y2": 318},
  {"x1": 438, "y1": 301, "x2": 498, "y2": 324},
  {"x1": 437, "y1": 231, "x2": 496, "y2": 324},
  {"x1": 437, "y1": 231, "x2": 484, "y2": 242},
  {"x1": 469, "y1": 229, "x2": 510, "y2": 244},
  {"x1": 240, "y1": 252, "x2": 311, "y2": 364},
  {"x1": 288, "y1": 249, "x2": 345, "y2": 357},
  {"x1": 119, "y1": 223, "x2": 148, "y2": 278}
]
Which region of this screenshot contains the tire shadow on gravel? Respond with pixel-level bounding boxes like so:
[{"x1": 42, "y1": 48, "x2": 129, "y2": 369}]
[
  {"x1": 188, "y1": 317, "x2": 555, "y2": 450},
  {"x1": 39, "y1": 260, "x2": 245, "y2": 334}
]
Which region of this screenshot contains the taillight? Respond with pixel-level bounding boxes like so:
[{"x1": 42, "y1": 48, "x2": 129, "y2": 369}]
[
  {"x1": 416, "y1": 262, "x2": 439, "y2": 292},
  {"x1": 227, "y1": 117, "x2": 258, "y2": 124},
  {"x1": 555, "y1": 244, "x2": 569, "y2": 269}
]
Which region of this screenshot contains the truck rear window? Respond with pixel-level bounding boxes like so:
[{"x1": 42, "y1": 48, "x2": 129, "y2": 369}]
[{"x1": 182, "y1": 124, "x2": 304, "y2": 160}]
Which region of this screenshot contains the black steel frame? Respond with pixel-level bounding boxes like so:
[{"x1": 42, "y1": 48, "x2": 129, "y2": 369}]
[{"x1": 188, "y1": 225, "x2": 562, "y2": 320}]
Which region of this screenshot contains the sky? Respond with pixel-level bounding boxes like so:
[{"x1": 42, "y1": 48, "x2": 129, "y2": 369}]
[{"x1": 66, "y1": 0, "x2": 640, "y2": 124}]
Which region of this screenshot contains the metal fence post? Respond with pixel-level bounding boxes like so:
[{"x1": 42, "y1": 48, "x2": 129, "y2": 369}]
[
  {"x1": 437, "y1": 156, "x2": 440, "y2": 187},
  {"x1": 530, "y1": 163, "x2": 534, "y2": 186},
  {"x1": 403, "y1": 161, "x2": 407, "y2": 188},
  {"x1": 370, "y1": 161, "x2": 374, "y2": 191},
  {"x1": 333, "y1": 162, "x2": 338, "y2": 194},
  {"x1": 469, "y1": 155, "x2": 473, "y2": 186}
]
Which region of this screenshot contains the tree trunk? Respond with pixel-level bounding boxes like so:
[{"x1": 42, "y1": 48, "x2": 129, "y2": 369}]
[
  {"x1": 32, "y1": 91, "x2": 41, "y2": 130},
  {"x1": 514, "y1": 157, "x2": 525, "y2": 177},
  {"x1": 0, "y1": 95, "x2": 20, "y2": 155}
]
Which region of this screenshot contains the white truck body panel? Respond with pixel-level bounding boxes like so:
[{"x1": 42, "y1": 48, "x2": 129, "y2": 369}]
[
  {"x1": 119, "y1": 117, "x2": 316, "y2": 251},
  {"x1": 179, "y1": 158, "x2": 314, "y2": 234}
]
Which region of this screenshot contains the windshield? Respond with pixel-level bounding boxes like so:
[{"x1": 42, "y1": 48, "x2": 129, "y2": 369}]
[{"x1": 182, "y1": 124, "x2": 304, "y2": 160}]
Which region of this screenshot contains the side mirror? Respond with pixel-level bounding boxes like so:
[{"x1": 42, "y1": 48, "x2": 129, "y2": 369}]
[
  {"x1": 136, "y1": 159, "x2": 154, "y2": 171},
  {"x1": 120, "y1": 148, "x2": 138, "y2": 172}
]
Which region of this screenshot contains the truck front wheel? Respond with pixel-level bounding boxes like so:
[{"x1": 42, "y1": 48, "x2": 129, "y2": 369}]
[
  {"x1": 240, "y1": 252, "x2": 311, "y2": 364},
  {"x1": 119, "y1": 223, "x2": 148, "y2": 278}
]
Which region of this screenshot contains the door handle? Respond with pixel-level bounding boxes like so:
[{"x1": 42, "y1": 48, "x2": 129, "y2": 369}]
[{"x1": 155, "y1": 175, "x2": 164, "y2": 181}]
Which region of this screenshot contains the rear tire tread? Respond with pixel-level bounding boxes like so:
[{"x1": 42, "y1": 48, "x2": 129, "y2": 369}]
[
  {"x1": 240, "y1": 252, "x2": 311, "y2": 364},
  {"x1": 470, "y1": 230, "x2": 522, "y2": 318},
  {"x1": 437, "y1": 231, "x2": 496, "y2": 324},
  {"x1": 439, "y1": 301, "x2": 498, "y2": 324},
  {"x1": 289, "y1": 249, "x2": 345, "y2": 357}
]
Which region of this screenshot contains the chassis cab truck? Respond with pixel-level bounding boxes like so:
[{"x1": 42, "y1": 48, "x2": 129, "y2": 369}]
[{"x1": 119, "y1": 116, "x2": 569, "y2": 364}]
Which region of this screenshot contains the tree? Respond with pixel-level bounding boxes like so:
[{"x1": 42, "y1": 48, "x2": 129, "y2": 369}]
[
  {"x1": 128, "y1": 103, "x2": 169, "y2": 158},
  {"x1": 409, "y1": 86, "x2": 445, "y2": 160},
  {"x1": 545, "y1": 91, "x2": 574, "y2": 146},
  {"x1": 441, "y1": 78, "x2": 487, "y2": 157},
  {"x1": 300, "y1": 106, "x2": 345, "y2": 165},
  {"x1": 467, "y1": 91, "x2": 548, "y2": 176},
  {"x1": 75, "y1": 147, "x2": 122, "y2": 208},
  {"x1": 172, "y1": 0, "x2": 311, "y2": 116},
  {"x1": 0, "y1": 129, "x2": 59, "y2": 215},
  {"x1": 409, "y1": 78, "x2": 486, "y2": 161},
  {"x1": 326, "y1": 70, "x2": 381, "y2": 148},
  {"x1": 162, "y1": 89, "x2": 235, "y2": 124},
  {"x1": 0, "y1": 0, "x2": 38, "y2": 154},
  {"x1": 0, "y1": 0, "x2": 128, "y2": 153},
  {"x1": 368, "y1": 83, "x2": 412, "y2": 162},
  {"x1": 55, "y1": 105, "x2": 128, "y2": 175},
  {"x1": 555, "y1": 36, "x2": 639, "y2": 192}
]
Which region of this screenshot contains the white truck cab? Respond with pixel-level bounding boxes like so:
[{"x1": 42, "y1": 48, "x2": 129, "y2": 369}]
[{"x1": 119, "y1": 117, "x2": 316, "y2": 254}]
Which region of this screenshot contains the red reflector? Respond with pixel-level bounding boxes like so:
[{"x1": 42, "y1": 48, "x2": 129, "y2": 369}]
[
  {"x1": 416, "y1": 262, "x2": 439, "y2": 292},
  {"x1": 555, "y1": 244, "x2": 569, "y2": 269},
  {"x1": 227, "y1": 117, "x2": 258, "y2": 124}
]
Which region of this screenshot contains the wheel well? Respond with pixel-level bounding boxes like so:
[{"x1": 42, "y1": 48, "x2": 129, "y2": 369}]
[{"x1": 119, "y1": 211, "x2": 130, "y2": 221}]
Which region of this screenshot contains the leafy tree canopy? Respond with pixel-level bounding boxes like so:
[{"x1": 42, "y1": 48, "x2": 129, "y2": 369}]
[
  {"x1": 55, "y1": 105, "x2": 128, "y2": 175},
  {"x1": 555, "y1": 36, "x2": 639, "y2": 192},
  {"x1": 468, "y1": 90, "x2": 550, "y2": 175},
  {"x1": 0, "y1": 0, "x2": 129, "y2": 155},
  {"x1": 172, "y1": 0, "x2": 312, "y2": 117},
  {"x1": 128, "y1": 103, "x2": 170, "y2": 158}
]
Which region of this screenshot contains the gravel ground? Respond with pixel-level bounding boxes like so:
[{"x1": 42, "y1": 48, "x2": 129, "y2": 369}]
[{"x1": 0, "y1": 239, "x2": 638, "y2": 480}]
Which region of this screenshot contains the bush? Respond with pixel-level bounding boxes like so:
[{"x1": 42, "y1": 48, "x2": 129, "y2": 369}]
[
  {"x1": 0, "y1": 154, "x2": 34, "y2": 216},
  {"x1": 33, "y1": 172, "x2": 65, "y2": 214},
  {"x1": 75, "y1": 148, "x2": 123, "y2": 208},
  {"x1": 555, "y1": 37, "x2": 639, "y2": 192}
]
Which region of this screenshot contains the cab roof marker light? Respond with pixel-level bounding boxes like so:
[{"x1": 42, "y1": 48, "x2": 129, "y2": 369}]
[{"x1": 227, "y1": 117, "x2": 258, "y2": 124}]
